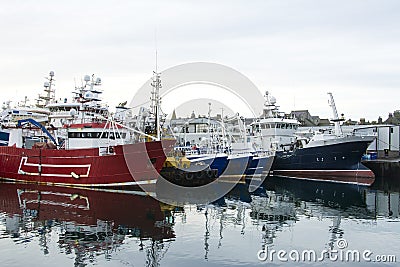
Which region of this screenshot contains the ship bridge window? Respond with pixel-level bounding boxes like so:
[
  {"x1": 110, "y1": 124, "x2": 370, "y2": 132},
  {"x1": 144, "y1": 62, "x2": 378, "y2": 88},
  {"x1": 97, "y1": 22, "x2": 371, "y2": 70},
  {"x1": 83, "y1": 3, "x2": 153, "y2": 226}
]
[
  {"x1": 68, "y1": 132, "x2": 78, "y2": 138},
  {"x1": 68, "y1": 131, "x2": 126, "y2": 139},
  {"x1": 276, "y1": 124, "x2": 281, "y2": 129}
]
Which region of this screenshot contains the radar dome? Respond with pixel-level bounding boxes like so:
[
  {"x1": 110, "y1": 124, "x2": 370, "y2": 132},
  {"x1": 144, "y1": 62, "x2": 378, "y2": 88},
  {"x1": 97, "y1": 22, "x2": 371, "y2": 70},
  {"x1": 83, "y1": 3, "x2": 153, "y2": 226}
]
[
  {"x1": 84, "y1": 75, "x2": 91, "y2": 82},
  {"x1": 70, "y1": 108, "x2": 77, "y2": 116},
  {"x1": 269, "y1": 96, "x2": 277, "y2": 105},
  {"x1": 49, "y1": 71, "x2": 54, "y2": 77}
]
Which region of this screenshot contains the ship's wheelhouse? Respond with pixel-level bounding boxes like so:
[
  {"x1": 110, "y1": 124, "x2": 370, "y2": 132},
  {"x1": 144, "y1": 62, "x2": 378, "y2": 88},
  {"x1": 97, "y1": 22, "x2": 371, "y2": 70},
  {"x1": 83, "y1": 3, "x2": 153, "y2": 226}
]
[{"x1": 64, "y1": 123, "x2": 130, "y2": 150}]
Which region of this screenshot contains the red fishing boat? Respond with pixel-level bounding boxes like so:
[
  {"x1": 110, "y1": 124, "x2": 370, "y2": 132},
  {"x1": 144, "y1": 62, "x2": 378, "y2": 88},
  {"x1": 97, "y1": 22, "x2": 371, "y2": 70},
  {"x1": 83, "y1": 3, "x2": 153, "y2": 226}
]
[
  {"x1": 0, "y1": 72, "x2": 176, "y2": 189},
  {"x1": 0, "y1": 121, "x2": 175, "y2": 189}
]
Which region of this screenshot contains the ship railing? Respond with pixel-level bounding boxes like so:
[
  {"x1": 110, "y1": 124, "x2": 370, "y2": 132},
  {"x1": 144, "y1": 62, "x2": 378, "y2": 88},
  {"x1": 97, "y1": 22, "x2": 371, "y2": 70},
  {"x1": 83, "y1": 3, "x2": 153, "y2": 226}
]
[
  {"x1": 251, "y1": 150, "x2": 276, "y2": 157},
  {"x1": 48, "y1": 110, "x2": 73, "y2": 116},
  {"x1": 352, "y1": 127, "x2": 379, "y2": 137},
  {"x1": 105, "y1": 118, "x2": 159, "y2": 141}
]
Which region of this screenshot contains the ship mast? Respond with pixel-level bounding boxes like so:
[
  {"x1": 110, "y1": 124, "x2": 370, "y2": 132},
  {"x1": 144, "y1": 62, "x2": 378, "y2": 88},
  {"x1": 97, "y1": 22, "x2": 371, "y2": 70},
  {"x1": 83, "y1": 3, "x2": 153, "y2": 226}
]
[
  {"x1": 262, "y1": 91, "x2": 279, "y2": 119},
  {"x1": 150, "y1": 71, "x2": 162, "y2": 141},
  {"x1": 149, "y1": 32, "x2": 163, "y2": 141},
  {"x1": 327, "y1": 92, "x2": 343, "y2": 137},
  {"x1": 36, "y1": 71, "x2": 56, "y2": 107}
]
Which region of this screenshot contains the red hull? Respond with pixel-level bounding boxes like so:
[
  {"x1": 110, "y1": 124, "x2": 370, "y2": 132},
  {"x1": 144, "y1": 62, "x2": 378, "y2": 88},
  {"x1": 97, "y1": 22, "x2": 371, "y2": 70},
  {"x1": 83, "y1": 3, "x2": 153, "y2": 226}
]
[
  {"x1": 0, "y1": 140, "x2": 175, "y2": 188},
  {"x1": 272, "y1": 169, "x2": 375, "y2": 186}
]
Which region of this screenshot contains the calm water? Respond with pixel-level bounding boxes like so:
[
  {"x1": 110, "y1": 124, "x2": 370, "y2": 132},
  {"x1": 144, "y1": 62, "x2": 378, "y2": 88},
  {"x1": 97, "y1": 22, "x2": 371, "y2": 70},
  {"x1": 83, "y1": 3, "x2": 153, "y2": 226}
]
[{"x1": 0, "y1": 176, "x2": 399, "y2": 267}]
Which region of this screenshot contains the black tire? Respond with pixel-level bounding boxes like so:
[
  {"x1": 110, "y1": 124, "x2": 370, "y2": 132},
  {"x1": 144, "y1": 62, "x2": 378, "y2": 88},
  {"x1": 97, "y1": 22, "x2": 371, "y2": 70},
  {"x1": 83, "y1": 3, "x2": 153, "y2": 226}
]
[
  {"x1": 196, "y1": 172, "x2": 203, "y2": 179},
  {"x1": 174, "y1": 171, "x2": 183, "y2": 181},
  {"x1": 185, "y1": 172, "x2": 194, "y2": 181}
]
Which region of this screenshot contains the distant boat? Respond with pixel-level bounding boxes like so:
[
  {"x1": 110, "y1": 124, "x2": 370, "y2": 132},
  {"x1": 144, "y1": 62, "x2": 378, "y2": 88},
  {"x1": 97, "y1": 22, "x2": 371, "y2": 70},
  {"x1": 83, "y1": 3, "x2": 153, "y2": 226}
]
[
  {"x1": 0, "y1": 92, "x2": 50, "y2": 146},
  {"x1": 252, "y1": 92, "x2": 375, "y2": 186},
  {"x1": 170, "y1": 114, "x2": 274, "y2": 180}
]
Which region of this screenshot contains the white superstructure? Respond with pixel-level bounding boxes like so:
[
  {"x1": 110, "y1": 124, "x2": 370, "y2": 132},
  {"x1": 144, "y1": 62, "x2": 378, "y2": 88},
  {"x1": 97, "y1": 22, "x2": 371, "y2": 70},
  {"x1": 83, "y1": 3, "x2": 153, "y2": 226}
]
[{"x1": 250, "y1": 91, "x2": 299, "y2": 151}]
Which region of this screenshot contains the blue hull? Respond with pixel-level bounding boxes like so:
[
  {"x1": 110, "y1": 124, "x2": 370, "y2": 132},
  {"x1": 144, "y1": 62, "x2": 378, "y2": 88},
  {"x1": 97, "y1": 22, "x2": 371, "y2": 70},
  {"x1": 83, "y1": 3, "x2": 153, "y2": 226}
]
[
  {"x1": 245, "y1": 155, "x2": 274, "y2": 177},
  {"x1": 186, "y1": 154, "x2": 228, "y2": 176},
  {"x1": 221, "y1": 154, "x2": 252, "y2": 177},
  {"x1": 271, "y1": 139, "x2": 375, "y2": 185},
  {"x1": 210, "y1": 155, "x2": 229, "y2": 176},
  {"x1": 184, "y1": 156, "x2": 214, "y2": 172}
]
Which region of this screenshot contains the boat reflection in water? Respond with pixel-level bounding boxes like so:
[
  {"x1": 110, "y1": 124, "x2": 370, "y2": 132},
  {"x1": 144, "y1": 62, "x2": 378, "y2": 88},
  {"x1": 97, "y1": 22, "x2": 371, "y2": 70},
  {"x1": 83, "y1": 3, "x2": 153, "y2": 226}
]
[
  {"x1": 0, "y1": 182, "x2": 177, "y2": 266},
  {"x1": 0, "y1": 174, "x2": 399, "y2": 266},
  {"x1": 250, "y1": 176, "x2": 400, "y2": 257},
  {"x1": 192, "y1": 176, "x2": 400, "y2": 265}
]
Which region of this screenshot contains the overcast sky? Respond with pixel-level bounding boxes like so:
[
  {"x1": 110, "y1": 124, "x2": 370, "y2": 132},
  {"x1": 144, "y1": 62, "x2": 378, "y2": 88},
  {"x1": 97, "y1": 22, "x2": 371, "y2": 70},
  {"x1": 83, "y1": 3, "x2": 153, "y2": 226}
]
[{"x1": 1, "y1": 0, "x2": 399, "y2": 121}]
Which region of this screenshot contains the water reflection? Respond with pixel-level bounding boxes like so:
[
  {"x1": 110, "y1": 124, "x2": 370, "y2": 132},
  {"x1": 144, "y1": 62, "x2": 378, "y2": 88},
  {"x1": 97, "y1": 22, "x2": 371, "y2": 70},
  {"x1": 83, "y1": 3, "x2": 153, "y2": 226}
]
[
  {"x1": 0, "y1": 176, "x2": 399, "y2": 266},
  {"x1": 0, "y1": 183, "x2": 177, "y2": 266},
  {"x1": 195, "y1": 177, "x2": 400, "y2": 265}
]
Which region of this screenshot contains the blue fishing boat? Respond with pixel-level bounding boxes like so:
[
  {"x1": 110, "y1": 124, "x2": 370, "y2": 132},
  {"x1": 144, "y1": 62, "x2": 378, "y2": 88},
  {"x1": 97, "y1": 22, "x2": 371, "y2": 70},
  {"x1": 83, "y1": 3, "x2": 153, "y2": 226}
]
[{"x1": 185, "y1": 152, "x2": 228, "y2": 176}]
